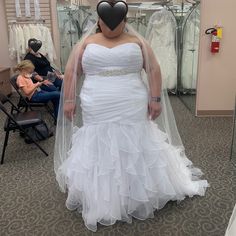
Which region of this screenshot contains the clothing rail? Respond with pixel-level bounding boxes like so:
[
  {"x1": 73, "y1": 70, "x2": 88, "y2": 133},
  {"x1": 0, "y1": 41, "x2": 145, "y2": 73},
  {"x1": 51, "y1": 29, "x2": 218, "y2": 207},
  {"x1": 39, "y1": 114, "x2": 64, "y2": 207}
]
[
  {"x1": 9, "y1": 19, "x2": 46, "y2": 25},
  {"x1": 128, "y1": 0, "x2": 172, "y2": 11},
  {"x1": 185, "y1": 0, "x2": 201, "y2": 4}
]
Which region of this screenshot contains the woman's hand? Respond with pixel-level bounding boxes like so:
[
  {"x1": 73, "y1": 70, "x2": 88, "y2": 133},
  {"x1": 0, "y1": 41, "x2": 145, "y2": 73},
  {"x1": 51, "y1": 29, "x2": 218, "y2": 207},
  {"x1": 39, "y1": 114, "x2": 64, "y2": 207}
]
[
  {"x1": 42, "y1": 80, "x2": 53, "y2": 86},
  {"x1": 57, "y1": 75, "x2": 64, "y2": 80},
  {"x1": 54, "y1": 70, "x2": 64, "y2": 80},
  {"x1": 64, "y1": 102, "x2": 76, "y2": 121},
  {"x1": 148, "y1": 101, "x2": 162, "y2": 120},
  {"x1": 34, "y1": 74, "x2": 44, "y2": 82}
]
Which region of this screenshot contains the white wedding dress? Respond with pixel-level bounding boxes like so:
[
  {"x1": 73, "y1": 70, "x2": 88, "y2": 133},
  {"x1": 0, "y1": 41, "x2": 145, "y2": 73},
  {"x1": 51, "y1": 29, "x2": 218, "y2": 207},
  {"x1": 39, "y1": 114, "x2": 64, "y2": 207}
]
[
  {"x1": 146, "y1": 9, "x2": 178, "y2": 90},
  {"x1": 57, "y1": 43, "x2": 209, "y2": 232}
]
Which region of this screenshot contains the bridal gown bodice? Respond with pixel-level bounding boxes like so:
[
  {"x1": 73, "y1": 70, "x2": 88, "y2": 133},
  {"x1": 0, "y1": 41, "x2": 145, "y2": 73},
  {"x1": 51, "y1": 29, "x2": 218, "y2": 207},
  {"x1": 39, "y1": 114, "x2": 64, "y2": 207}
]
[
  {"x1": 82, "y1": 43, "x2": 143, "y2": 75},
  {"x1": 80, "y1": 43, "x2": 149, "y2": 125},
  {"x1": 57, "y1": 43, "x2": 208, "y2": 232}
]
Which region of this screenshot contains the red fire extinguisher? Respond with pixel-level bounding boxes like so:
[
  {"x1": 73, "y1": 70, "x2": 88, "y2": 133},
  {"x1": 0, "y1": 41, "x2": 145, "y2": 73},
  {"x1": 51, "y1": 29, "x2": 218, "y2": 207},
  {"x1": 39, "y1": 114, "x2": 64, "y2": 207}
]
[{"x1": 205, "y1": 27, "x2": 223, "y2": 53}]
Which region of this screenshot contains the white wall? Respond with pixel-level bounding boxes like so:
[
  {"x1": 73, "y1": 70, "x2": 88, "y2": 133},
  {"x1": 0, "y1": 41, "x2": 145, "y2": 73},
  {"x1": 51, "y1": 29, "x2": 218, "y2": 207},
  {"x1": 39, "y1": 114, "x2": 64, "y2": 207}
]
[
  {"x1": 196, "y1": 0, "x2": 236, "y2": 115},
  {"x1": 0, "y1": 0, "x2": 11, "y2": 67}
]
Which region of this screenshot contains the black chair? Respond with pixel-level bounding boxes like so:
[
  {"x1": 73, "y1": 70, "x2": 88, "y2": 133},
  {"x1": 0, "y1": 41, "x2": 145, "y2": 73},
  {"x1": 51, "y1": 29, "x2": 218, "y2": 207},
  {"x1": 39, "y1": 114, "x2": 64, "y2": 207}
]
[
  {"x1": 10, "y1": 75, "x2": 56, "y2": 122},
  {"x1": 0, "y1": 92, "x2": 48, "y2": 164}
]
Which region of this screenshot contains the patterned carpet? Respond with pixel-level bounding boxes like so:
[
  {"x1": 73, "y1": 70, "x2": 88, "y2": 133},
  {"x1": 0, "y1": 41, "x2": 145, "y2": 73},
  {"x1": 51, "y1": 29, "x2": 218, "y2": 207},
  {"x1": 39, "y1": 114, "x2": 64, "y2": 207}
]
[{"x1": 0, "y1": 94, "x2": 235, "y2": 236}]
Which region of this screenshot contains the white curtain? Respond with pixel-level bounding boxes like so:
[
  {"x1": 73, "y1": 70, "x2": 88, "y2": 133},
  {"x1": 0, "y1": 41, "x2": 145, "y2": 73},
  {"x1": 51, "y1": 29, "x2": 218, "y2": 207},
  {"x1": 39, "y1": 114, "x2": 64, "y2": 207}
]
[
  {"x1": 25, "y1": 0, "x2": 31, "y2": 17},
  {"x1": 15, "y1": 0, "x2": 22, "y2": 18},
  {"x1": 34, "y1": 0, "x2": 41, "y2": 20}
]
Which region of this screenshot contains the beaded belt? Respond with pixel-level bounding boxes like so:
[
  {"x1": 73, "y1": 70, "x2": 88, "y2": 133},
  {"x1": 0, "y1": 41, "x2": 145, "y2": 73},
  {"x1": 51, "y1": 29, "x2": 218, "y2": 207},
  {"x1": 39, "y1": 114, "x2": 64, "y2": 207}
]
[{"x1": 94, "y1": 69, "x2": 137, "y2": 77}]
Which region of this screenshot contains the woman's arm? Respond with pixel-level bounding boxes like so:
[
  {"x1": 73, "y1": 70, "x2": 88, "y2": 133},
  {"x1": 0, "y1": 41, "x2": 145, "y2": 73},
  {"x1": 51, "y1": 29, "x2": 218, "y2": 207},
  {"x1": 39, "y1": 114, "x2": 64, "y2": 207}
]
[
  {"x1": 141, "y1": 41, "x2": 162, "y2": 120},
  {"x1": 142, "y1": 42, "x2": 162, "y2": 98},
  {"x1": 20, "y1": 81, "x2": 42, "y2": 97},
  {"x1": 63, "y1": 41, "x2": 86, "y2": 120}
]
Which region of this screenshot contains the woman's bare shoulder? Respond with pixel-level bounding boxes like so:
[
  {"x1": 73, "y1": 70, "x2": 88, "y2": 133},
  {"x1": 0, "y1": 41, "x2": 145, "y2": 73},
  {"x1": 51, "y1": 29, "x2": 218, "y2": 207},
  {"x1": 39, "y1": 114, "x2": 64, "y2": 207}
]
[
  {"x1": 83, "y1": 34, "x2": 102, "y2": 46},
  {"x1": 124, "y1": 33, "x2": 142, "y2": 47}
]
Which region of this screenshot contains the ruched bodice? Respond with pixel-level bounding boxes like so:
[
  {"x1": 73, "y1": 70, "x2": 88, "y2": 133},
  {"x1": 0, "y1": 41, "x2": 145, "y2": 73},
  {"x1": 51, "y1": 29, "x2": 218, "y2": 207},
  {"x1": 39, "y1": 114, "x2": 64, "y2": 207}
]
[
  {"x1": 82, "y1": 43, "x2": 143, "y2": 76},
  {"x1": 80, "y1": 43, "x2": 148, "y2": 125}
]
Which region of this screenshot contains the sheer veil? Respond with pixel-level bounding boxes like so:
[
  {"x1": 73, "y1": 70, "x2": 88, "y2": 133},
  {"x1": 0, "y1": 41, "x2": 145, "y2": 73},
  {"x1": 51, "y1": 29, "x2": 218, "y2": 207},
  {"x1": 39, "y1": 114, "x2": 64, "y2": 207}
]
[{"x1": 54, "y1": 2, "x2": 185, "y2": 192}]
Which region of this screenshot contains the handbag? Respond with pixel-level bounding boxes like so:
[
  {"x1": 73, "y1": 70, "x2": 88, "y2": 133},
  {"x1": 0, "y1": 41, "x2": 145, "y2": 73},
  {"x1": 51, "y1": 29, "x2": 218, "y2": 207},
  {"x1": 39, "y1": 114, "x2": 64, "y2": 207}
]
[{"x1": 24, "y1": 122, "x2": 53, "y2": 144}]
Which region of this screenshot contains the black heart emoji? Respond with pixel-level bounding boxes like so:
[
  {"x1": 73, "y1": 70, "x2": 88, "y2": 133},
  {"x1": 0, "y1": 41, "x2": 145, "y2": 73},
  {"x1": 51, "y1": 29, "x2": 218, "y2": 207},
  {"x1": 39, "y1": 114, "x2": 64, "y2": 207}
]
[
  {"x1": 97, "y1": 1, "x2": 128, "y2": 31},
  {"x1": 29, "y1": 39, "x2": 42, "y2": 53}
]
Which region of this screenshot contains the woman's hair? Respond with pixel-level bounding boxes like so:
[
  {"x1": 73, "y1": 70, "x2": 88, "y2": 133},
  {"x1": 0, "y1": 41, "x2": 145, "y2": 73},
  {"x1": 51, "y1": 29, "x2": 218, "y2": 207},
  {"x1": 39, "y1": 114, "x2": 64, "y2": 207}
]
[{"x1": 14, "y1": 60, "x2": 35, "y2": 73}]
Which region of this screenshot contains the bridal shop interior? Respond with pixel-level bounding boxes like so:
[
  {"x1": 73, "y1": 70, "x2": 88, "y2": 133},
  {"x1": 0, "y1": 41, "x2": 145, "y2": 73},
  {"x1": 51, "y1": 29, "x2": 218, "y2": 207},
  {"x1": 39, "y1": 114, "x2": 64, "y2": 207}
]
[{"x1": 0, "y1": 0, "x2": 235, "y2": 235}]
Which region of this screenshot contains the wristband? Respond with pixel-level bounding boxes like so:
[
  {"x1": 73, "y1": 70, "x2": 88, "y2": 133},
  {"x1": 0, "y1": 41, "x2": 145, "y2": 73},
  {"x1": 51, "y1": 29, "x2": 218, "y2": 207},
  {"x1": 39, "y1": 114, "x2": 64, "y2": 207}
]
[
  {"x1": 64, "y1": 100, "x2": 75, "y2": 103},
  {"x1": 151, "y1": 96, "x2": 161, "y2": 102}
]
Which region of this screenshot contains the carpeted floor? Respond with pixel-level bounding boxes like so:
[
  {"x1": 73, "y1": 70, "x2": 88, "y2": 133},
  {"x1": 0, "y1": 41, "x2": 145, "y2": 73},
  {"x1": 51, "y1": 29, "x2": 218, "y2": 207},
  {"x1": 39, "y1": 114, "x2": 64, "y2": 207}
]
[{"x1": 0, "y1": 94, "x2": 235, "y2": 236}]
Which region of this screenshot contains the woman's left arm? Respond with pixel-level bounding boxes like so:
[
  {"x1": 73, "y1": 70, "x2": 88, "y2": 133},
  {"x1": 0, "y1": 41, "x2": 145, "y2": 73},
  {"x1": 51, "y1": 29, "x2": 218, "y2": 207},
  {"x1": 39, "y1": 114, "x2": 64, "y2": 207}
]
[{"x1": 141, "y1": 41, "x2": 162, "y2": 120}]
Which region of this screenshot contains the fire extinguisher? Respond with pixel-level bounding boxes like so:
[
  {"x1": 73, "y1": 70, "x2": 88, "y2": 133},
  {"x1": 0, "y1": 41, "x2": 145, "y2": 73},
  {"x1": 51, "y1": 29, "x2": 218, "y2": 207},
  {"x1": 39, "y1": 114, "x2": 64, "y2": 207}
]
[{"x1": 205, "y1": 26, "x2": 223, "y2": 53}]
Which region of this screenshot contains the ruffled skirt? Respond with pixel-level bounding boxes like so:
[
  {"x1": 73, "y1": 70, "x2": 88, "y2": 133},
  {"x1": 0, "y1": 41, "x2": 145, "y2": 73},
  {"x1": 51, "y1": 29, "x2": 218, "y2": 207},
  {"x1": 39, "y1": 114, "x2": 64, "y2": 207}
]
[{"x1": 57, "y1": 74, "x2": 209, "y2": 232}]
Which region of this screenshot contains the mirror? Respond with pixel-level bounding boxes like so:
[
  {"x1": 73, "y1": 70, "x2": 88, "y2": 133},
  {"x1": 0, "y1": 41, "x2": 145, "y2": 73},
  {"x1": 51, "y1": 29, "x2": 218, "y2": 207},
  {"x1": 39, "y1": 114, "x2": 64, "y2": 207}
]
[
  {"x1": 57, "y1": 1, "x2": 96, "y2": 72},
  {"x1": 178, "y1": 2, "x2": 200, "y2": 114},
  {"x1": 56, "y1": 0, "x2": 201, "y2": 102},
  {"x1": 230, "y1": 96, "x2": 236, "y2": 166}
]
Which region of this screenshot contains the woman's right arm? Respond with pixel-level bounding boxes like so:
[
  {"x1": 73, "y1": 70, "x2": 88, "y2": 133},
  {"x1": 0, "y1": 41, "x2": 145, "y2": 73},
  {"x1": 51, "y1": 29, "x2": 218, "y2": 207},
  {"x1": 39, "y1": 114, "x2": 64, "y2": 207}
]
[
  {"x1": 18, "y1": 77, "x2": 42, "y2": 97},
  {"x1": 63, "y1": 41, "x2": 86, "y2": 120},
  {"x1": 22, "y1": 82, "x2": 42, "y2": 97}
]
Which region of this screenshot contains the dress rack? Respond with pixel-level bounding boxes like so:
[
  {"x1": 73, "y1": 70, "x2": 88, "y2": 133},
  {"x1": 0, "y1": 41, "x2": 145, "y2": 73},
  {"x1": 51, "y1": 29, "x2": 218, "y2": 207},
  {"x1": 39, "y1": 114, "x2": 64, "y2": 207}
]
[{"x1": 9, "y1": 19, "x2": 46, "y2": 25}]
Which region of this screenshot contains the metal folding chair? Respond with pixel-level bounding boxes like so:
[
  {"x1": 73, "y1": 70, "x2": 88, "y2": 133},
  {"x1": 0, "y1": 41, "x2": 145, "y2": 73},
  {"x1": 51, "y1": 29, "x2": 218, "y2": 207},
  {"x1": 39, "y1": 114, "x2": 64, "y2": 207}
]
[
  {"x1": 0, "y1": 92, "x2": 48, "y2": 164},
  {"x1": 10, "y1": 75, "x2": 56, "y2": 122}
]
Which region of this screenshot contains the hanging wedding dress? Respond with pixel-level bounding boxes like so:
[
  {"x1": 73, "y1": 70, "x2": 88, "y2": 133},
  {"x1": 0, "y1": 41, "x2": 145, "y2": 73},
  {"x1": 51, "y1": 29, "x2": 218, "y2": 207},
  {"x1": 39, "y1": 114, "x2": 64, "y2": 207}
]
[
  {"x1": 9, "y1": 24, "x2": 56, "y2": 63},
  {"x1": 181, "y1": 6, "x2": 200, "y2": 89},
  {"x1": 54, "y1": 40, "x2": 209, "y2": 232},
  {"x1": 146, "y1": 8, "x2": 177, "y2": 90}
]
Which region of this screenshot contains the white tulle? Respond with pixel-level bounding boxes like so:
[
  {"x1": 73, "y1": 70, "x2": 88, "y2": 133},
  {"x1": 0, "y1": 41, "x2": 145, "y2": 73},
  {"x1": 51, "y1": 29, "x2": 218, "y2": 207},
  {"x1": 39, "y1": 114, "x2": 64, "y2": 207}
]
[
  {"x1": 225, "y1": 204, "x2": 236, "y2": 236},
  {"x1": 56, "y1": 44, "x2": 209, "y2": 232}
]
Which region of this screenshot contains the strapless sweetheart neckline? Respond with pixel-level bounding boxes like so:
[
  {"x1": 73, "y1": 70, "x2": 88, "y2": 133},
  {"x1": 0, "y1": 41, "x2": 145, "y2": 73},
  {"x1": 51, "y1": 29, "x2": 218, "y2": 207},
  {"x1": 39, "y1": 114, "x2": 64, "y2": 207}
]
[{"x1": 85, "y1": 42, "x2": 141, "y2": 50}]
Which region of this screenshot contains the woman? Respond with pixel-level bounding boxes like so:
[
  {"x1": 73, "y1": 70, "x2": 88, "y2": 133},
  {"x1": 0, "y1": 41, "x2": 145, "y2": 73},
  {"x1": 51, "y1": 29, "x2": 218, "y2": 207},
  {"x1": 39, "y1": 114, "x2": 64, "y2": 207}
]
[
  {"x1": 24, "y1": 38, "x2": 63, "y2": 91},
  {"x1": 15, "y1": 60, "x2": 60, "y2": 118},
  {"x1": 54, "y1": 0, "x2": 209, "y2": 232}
]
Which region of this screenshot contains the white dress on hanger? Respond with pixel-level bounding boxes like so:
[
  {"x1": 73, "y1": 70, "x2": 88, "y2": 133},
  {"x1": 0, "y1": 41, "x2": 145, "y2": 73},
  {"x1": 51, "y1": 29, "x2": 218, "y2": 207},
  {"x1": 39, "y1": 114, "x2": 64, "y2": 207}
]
[
  {"x1": 59, "y1": 18, "x2": 79, "y2": 71},
  {"x1": 181, "y1": 7, "x2": 200, "y2": 89},
  {"x1": 23, "y1": 24, "x2": 31, "y2": 49},
  {"x1": 57, "y1": 43, "x2": 209, "y2": 232},
  {"x1": 18, "y1": 25, "x2": 25, "y2": 56},
  {"x1": 146, "y1": 9, "x2": 177, "y2": 90},
  {"x1": 15, "y1": 26, "x2": 22, "y2": 63},
  {"x1": 44, "y1": 27, "x2": 57, "y2": 62},
  {"x1": 9, "y1": 26, "x2": 16, "y2": 60}
]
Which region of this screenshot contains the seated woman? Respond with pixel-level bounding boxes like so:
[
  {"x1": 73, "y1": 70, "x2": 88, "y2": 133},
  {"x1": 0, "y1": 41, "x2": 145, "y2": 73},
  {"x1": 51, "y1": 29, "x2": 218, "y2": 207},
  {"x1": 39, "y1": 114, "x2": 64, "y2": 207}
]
[
  {"x1": 15, "y1": 60, "x2": 60, "y2": 118},
  {"x1": 24, "y1": 38, "x2": 63, "y2": 92}
]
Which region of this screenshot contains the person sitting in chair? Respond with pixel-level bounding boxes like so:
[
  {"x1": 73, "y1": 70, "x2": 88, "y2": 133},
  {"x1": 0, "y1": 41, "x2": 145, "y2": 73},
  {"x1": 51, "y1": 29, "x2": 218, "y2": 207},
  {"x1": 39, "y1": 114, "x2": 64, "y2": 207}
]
[
  {"x1": 15, "y1": 60, "x2": 60, "y2": 118},
  {"x1": 24, "y1": 38, "x2": 63, "y2": 92}
]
